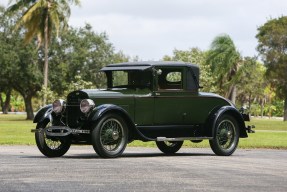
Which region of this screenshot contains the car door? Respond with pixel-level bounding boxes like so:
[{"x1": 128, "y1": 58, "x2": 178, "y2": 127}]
[
  {"x1": 153, "y1": 67, "x2": 188, "y2": 125},
  {"x1": 133, "y1": 70, "x2": 155, "y2": 126}
]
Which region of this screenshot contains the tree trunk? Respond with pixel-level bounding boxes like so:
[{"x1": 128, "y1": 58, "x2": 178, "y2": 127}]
[
  {"x1": 1, "y1": 89, "x2": 11, "y2": 114},
  {"x1": 0, "y1": 94, "x2": 3, "y2": 112},
  {"x1": 260, "y1": 99, "x2": 264, "y2": 118},
  {"x1": 2, "y1": 89, "x2": 12, "y2": 114},
  {"x1": 248, "y1": 93, "x2": 252, "y2": 114},
  {"x1": 24, "y1": 94, "x2": 34, "y2": 120},
  {"x1": 43, "y1": 7, "x2": 50, "y2": 105},
  {"x1": 284, "y1": 96, "x2": 287, "y2": 121},
  {"x1": 227, "y1": 85, "x2": 237, "y2": 104},
  {"x1": 231, "y1": 86, "x2": 237, "y2": 104}
]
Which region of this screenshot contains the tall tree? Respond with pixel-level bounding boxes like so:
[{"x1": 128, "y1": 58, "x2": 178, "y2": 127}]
[
  {"x1": 236, "y1": 57, "x2": 267, "y2": 115},
  {"x1": 256, "y1": 16, "x2": 287, "y2": 121},
  {"x1": 0, "y1": 6, "x2": 42, "y2": 119},
  {"x1": 207, "y1": 34, "x2": 241, "y2": 104},
  {"x1": 19, "y1": 23, "x2": 128, "y2": 110},
  {"x1": 0, "y1": 5, "x2": 12, "y2": 114},
  {"x1": 48, "y1": 24, "x2": 128, "y2": 95},
  {"x1": 7, "y1": 0, "x2": 80, "y2": 104},
  {"x1": 11, "y1": 43, "x2": 42, "y2": 120}
]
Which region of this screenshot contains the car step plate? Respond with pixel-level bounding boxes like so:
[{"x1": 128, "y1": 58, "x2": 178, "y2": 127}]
[{"x1": 156, "y1": 137, "x2": 213, "y2": 142}]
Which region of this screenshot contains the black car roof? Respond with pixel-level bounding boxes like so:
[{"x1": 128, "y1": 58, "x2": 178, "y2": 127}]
[{"x1": 100, "y1": 61, "x2": 199, "y2": 71}]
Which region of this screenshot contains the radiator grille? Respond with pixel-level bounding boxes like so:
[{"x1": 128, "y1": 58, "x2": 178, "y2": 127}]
[{"x1": 66, "y1": 91, "x2": 88, "y2": 128}]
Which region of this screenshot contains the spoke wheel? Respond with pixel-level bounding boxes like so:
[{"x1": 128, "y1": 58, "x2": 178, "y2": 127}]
[
  {"x1": 92, "y1": 114, "x2": 128, "y2": 158},
  {"x1": 156, "y1": 141, "x2": 183, "y2": 154},
  {"x1": 35, "y1": 122, "x2": 71, "y2": 157},
  {"x1": 209, "y1": 115, "x2": 239, "y2": 156}
]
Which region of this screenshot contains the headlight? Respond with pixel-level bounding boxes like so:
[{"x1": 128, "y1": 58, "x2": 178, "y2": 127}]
[
  {"x1": 52, "y1": 99, "x2": 65, "y2": 114},
  {"x1": 80, "y1": 99, "x2": 95, "y2": 113}
]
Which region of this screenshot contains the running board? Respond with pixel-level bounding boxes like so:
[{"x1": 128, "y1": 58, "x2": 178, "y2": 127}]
[{"x1": 156, "y1": 137, "x2": 213, "y2": 142}]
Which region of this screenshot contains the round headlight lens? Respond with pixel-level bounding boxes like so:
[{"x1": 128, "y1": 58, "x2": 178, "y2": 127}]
[
  {"x1": 52, "y1": 99, "x2": 65, "y2": 114},
  {"x1": 80, "y1": 99, "x2": 95, "y2": 113}
]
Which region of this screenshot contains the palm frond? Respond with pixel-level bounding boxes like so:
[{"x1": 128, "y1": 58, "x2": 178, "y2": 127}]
[
  {"x1": 7, "y1": 0, "x2": 80, "y2": 47},
  {"x1": 7, "y1": 0, "x2": 29, "y2": 12},
  {"x1": 207, "y1": 34, "x2": 242, "y2": 94}
]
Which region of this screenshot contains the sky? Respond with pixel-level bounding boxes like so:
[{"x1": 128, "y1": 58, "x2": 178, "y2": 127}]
[{"x1": 2, "y1": 0, "x2": 286, "y2": 61}]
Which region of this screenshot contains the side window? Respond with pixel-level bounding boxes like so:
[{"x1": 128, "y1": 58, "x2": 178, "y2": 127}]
[
  {"x1": 157, "y1": 68, "x2": 183, "y2": 90},
  {"x1": 112, "y1": 71, "x2": 128, "y2": 87},
  {"x1": 128, "y1": 71, "x2": 152, "y2": 89},
  {"x1": 110, "y1": 70, "x2": 152, "y2": 90},
  {"x1": 166, "y1": 72, "x2": 182, "y2": 83}
]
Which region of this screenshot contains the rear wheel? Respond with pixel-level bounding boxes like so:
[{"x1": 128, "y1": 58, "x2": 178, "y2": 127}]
[
  {"x1": 156, "y1": 141, "x2": 183, "y2": 154},
  {"x1": 92, "y1": 113, "x2": 128, "y2": 158},
  {"x1": 35, "y1": 122, "x2": 71, "y2": 157},
  {"x1": 209, "y1": 115, "x2": 239, "y2": 156}
]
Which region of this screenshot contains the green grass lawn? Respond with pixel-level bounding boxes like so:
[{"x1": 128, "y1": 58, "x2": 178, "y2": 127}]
[
  {"x1": 0, "y1": 115, "x2": 35, "y2": 145},
  {"x1": 0, "y1": 114, "x2": 286, "y2": 149}
]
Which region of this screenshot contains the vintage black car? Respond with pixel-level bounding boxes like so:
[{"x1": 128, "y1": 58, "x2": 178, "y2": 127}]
[{"x1": 32, "y1": 61, "x2": 253, "y2": 158}]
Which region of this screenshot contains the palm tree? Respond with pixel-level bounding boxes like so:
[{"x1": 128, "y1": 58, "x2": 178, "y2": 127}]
[
  {"x1": 7, "y1": 0, "x2": 80, "y2": 104},
  {"x1": 207, "y1": 34, "x2": 241, "y2": 104}
]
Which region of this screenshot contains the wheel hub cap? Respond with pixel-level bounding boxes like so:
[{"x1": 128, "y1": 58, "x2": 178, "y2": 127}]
[{"x1": 112, "y1": 131, "x2": 119, "y2": 140}]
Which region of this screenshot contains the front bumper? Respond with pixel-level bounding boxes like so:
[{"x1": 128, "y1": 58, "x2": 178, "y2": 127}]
[{"x1": 31, "y1": 126, "x2": 90, "y2": 137}]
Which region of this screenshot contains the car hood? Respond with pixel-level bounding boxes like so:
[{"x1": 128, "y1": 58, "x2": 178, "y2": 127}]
[
  {"x1": 80, "y1": 89, "x2": 125, "y2": 98},
  {"x1": 68, "y1": 89, "x2": 152, "y2": 101}
]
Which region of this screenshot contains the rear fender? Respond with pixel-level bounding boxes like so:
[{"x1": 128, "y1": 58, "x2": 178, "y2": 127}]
[{"x1": 205, "y1": 106, "x2": 248, "y2": 138}]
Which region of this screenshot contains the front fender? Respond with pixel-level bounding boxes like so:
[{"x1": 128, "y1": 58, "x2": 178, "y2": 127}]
[
  {"x1": 88, "y1": 104, "x2": 153, "y2": 141},
  {"x1": 205, "y1": 106, "x2": 248, "y2": 138},
  {"x1": 88, "y1": 104, "x2": 130, "y2": 122},
  {"x1": 33, "y1": 104, "x2": 53, "y2": 124}
]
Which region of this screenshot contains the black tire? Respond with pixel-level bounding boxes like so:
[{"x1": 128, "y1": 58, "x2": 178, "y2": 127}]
[
  {"x1": 92, "y1": 113, "x2": 128, "y2": 158},
  {"x1": 156, "y1": 141, "x2": 183, "y2": 154},
  {"x1": 35, "y1": 122, "x2": 71, "y2": 157},
  {"x1": 209, "y1": 114, "x2": 239, "y2": 156}
]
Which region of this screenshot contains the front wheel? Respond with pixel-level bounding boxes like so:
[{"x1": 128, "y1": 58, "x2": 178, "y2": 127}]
[
  {"x1": 156, "y1": 141, "x2": 183, "y2": 154},
  {"x1": 209, "y1": 115, "x2": 239, "y2": 156},
  {"x1": 92, "y1": 113, "x2": 128, "y2": 158},
  {"x1": 35, "y1": 122, "x2": 71, "y2": 157}
]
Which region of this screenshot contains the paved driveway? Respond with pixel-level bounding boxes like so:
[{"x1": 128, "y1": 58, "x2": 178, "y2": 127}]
[{"x1": 0, "y1": 146, "x2": 286, "y2": 192}]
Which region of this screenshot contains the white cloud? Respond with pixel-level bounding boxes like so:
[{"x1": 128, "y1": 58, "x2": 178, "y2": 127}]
[
  {"x1": 69, "y1": 0, "x2": 286, "y2": 60},
  {"x1": 2, "y1": 0, "x2": 286, "y2": 61}
]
